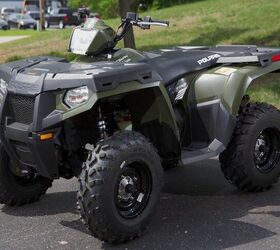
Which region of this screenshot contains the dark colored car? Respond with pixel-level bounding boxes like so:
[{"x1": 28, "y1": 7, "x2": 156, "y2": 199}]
[
  {"x1": 23, "y1": 5, "x2": 40, "y2": 20},
  {"x1": 6, "y1": 13, "x2": 37, "y2": 29},
  {"x1": 0, "y1": 18, "x2": 9, "y2": 30},
  {"x1": 45, "y1": 8, "x2": 82, "y2": 29}
]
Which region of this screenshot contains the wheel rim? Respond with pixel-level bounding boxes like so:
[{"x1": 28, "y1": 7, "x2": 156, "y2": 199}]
[
  {"x1": 9, "y1": 160, "x2": 39, "y2": 186},
  {"x1": 254, "y1": 128, "x2": 280, "y2": 173},
  {"x1": 115, "y1": 161, "x2": 152, "y2": 219}
]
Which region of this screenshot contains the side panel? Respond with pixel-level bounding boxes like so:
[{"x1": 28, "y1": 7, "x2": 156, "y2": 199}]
[
  {"x1": 188, "y1": 62, "x2": 280, "y2": 147},
  {"x1": 194, "y1": 61, "x2": 280, "y2": 115}
]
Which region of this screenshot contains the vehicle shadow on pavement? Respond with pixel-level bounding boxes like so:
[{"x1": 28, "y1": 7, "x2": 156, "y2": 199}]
[
  {"x1": 1, "y1": 159, "x2": 279, "y2": 249},
  {"x1": 1, "y1": 191, "x2": 78, "y2": 217},
  {"x1": 102, "y1": 159, "x2": 279, "y2": 249}
]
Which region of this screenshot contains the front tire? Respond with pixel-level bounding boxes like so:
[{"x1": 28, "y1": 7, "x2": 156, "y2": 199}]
[
  {"x1": 77, "y1": 131, "x2": 163, "y2": 243},
  {"x1": 0, "y1": 144, "x2": 52, "y2": 206},
  {"x1": 220, "y1": 103, "x2": 280, "y2": 192}
]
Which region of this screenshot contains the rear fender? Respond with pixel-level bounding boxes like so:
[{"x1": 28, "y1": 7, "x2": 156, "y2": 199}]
[
  {"x1": 223, "y1": 62, "x2": 280, "y2": 114},
  {"x1": 189, "y1": 61, "x2": 280, "y2": 146},
  {"x1": 194, "y1": 61, "x2": 280, "y2": 115}
]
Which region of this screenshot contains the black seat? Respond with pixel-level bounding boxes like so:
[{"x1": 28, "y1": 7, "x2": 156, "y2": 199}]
[{"x1": 144, "y1": 49, "x2": 220, "y2": 86}]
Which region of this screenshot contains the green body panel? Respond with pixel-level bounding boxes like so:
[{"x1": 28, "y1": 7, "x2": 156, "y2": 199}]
[
  {"x1": 75, "y1": 48, "x2": 145, "y2": 63},
  {"x1": 69, "y1": 18, "x2": 116, "y2": 56},
  {"x1": 56, "y1": 81, "x2": 179, "y2": 139},
  {"x1": 112, "y1": 48, "x2": 145, "y2": 62},
  {"x1": 194, "y1": 61, "x2": 280, "y2": 115}
]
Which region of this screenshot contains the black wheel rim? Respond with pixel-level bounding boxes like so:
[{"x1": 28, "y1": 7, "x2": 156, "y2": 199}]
[
  {"x1": 254, "y1": 128, "x2": 280, "y2": 173},
  {"x1": 115, "y1": 161, "x2": 152, "y2": 219},
  {"x1": 9, "y1": 160, "x2": 39, "y2": 186}
]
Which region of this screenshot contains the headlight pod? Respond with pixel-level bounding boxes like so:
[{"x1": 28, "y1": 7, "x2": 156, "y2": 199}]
[
  {"x1": 64, "y1": 86, "x2": 89, "y2": 108},
  {"x1": 0, "y1": 79, "x2": 7, "y2": 105},
  {"x1": 0, "y1": 78, "x2": 7, "y2": 95}
]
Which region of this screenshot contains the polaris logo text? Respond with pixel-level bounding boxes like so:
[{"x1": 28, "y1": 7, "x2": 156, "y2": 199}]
[{"x1": 197, "y1": 54, "x2": 221, "y2": 65}]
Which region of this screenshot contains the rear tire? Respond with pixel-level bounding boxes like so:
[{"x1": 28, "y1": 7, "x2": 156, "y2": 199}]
[
  {"x1": 77, "y1": 131, "x2": 163, "y2": 243},
  {"x1": 220, "y1": 103, "x2": 280, "y2": 192},
  {"x1": 0, "y1": 144, "x2": 52, "y2": 206}
]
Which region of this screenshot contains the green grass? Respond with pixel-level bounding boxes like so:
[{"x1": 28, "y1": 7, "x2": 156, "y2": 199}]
[
  {"x1": 1, "y1": 0, "x2": 280, "y2": 62},
  {"x1": 0, "y1": 0, "x2": 280, "y2": 106},
  {"x1": 248, "y1": 79, "x2": 280, "y2": 109}
]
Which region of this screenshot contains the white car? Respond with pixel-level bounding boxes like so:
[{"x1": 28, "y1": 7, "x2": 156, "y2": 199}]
[{"x1": 1, "y1": 7, "x2": 16, "y2": 19}]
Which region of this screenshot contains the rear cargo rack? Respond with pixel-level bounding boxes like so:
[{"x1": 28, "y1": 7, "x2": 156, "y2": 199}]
[{"x1": 213, "y1": 46, "x2": 280, "y2": 66}]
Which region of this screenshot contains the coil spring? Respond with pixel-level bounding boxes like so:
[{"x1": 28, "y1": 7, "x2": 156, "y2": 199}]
[{"x1": 96, "y1": 106, "x2": 118, "y2": 139}]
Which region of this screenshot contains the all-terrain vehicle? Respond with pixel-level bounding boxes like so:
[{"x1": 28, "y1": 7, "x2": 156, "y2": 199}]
[{"x1": 1, "y1": 13, "x2": 280, "y2": 243}]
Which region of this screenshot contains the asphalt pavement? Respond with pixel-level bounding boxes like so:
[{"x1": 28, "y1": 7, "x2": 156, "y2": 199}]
[{"x1": 1, "y1": 158, "x2": 280, "y2": 250}]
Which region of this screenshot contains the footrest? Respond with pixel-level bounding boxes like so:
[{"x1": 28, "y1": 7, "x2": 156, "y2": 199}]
[{"x1": 181, "y1": 139, "x2": 225, "y2": 165}]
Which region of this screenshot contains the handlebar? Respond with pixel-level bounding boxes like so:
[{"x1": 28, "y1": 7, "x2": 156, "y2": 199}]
[
  {"x1": 140, "y1": 16, "x2": 169, "y2": 27},
  {"x1": 114, "y1": 12, "x2": 169, "y2": 42},
  {"x1": 137, "y1": 21, "x2": 169, "y2": 27}
]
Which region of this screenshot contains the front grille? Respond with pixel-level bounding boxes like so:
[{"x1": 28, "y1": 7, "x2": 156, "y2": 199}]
[{"x1": 7, "y1": 94, "x2": 35, "y2": 124}]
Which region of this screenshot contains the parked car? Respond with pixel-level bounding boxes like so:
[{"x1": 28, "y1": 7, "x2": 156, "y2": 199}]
[
  {"x1": 0, "y1": 18, "x2": 9, "y2": 30},
  {"x1": 23, "y1": 5, "x2": 40, "y2": 20},
  {"x1": 0, "y1": 7, "x2": 16, "y2": 19},
  {"x1": 45, "y1": 8, "x2": 82, "y2": 29},
  {"x1": 6, "y1": 13, "x2": 37, "y2": 29}
]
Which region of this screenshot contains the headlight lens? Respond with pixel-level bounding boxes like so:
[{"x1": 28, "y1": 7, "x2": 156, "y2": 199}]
[
  {"x1": 0, "y1": 78, "x2": 7, "y2": 95},
  {"x1": 64, "y1": 86, "x2": 89, "y2": 108},
  {"x1": 0, "y1": 79, "x2": 7, "y2": 104}
]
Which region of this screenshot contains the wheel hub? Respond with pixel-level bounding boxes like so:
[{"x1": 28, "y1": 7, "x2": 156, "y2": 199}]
[
  {"x1": 254, "y1": 128, "x2": 280, "y2": 173},
  {"x1": 9, "y1": 160, "x2": 39, "y2": 185},
  {"x1": 118, "y1": 175, "x2": 137, "y2": 201},
  {"x1": 115, "y1": 161, "x2": 152, "y2": 219},
  {"x1": 255, "y1": 136, "x2": 270, "y2": 164}
]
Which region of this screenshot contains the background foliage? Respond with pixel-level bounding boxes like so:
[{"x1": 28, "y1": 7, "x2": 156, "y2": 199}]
[{"x1": 68, "y1": 0, "x2": 202, "y2": 18}]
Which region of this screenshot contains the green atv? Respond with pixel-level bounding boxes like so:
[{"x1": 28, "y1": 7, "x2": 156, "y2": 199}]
[{"x1": 0, "y1": 12, "x2": 280, "y2": 243}]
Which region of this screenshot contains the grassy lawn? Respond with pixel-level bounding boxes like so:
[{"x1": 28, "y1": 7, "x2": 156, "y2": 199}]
[
  {"x1": 1, "y1": 0, "x2": 280, "y2": 62},
  {"x1": 0, "y1": 0, "x2": 280, "y2": 106},
  {"x1": 248, "y1": 75, "x2": 280, "y2": 108}
]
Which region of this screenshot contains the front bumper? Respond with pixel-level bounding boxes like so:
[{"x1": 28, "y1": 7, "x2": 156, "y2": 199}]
[
  {"x1": 4, "y1": 122, "x2": 60, "y2": 178},
  {"x1": 0, "y1": 92, "x2": 63, "y2": 179},
  {"x1": 21, "y1": 23, "x2": 36, "y2": 29}
]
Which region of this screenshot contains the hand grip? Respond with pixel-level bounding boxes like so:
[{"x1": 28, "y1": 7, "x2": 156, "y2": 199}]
[{"x1": 151, "y1": 19, "x2": 169, "y2": 26}]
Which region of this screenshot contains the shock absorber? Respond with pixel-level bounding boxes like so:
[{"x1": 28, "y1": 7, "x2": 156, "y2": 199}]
[{"x1": 96, "y1": 105, "x2": 119, "y2": 140}]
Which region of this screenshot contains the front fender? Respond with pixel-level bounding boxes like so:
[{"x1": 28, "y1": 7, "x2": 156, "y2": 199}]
[{"x1": 53, "y1": 80, "x2": 179, "y2": 139}]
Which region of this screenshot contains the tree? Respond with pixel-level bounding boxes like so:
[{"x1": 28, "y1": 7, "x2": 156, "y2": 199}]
[
  {"x1": 119, "y1": 0, "x2": 136, "y2": 49},
  {"x1": 39, "y1": 0, "x2": 46, "y2": 31}
]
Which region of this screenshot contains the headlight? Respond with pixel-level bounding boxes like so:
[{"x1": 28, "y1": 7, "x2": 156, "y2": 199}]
[
  {"x1": 64, "y1": 86, "x2": 89, "y2": 108},
  {"x1": 20, "y1": 21, "x2": 25, "y2": 25},
  {"x1": 0, "y1": 79, "x2": 7, "y2": 104},
  {"x1": 0, "y1": 78, "x2": 7, "y2": 95}
]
